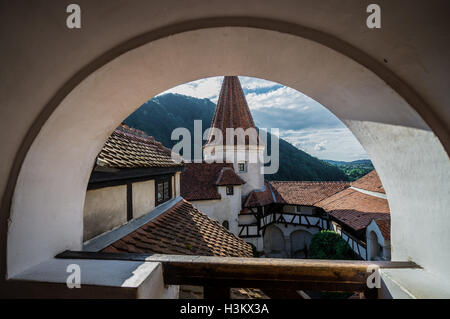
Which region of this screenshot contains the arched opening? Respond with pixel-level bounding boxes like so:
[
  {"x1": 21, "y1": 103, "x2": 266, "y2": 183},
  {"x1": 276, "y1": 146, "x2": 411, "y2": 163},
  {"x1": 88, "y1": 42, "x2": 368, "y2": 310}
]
[
  {"x1": 290, "y1": 230, "x2": 313, "y2": 259},
  {"x1": 263, "y1": 225, "x2": 285, "y2": 257},
  {"x1": 5, "y1": 26, "x2": 449, "y2": 288},
  {"x1": 369, "y1": 231, "x2": 382, "y2": 261}
]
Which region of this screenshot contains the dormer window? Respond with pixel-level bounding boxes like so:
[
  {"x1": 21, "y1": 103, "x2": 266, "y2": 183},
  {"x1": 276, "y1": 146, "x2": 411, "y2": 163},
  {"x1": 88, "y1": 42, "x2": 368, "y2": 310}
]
[
  {"x1": 226, "y1": 185, "x2": 234, "y2": 195},
  {"x1": 238, "y1": 162, "x2": 246, "y2": 172}
]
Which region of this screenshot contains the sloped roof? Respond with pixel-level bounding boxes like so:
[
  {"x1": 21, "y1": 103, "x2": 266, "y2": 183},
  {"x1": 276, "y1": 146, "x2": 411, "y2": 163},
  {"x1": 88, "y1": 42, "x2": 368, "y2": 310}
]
[
  {"x1": 205, "y1": 76, "x2": 261, "y2": 146},
  {"x1": 268, "y1": 181, "x2": 350, "y2": 206},
  {"x1": 316, "y1": 188, "x2": 390, "y2": 232},
  {"x1": 351, "y1": 170, "x2": 385, "y2": 194},
  {"x1": 101, "y1": 199, "x2": 253, "y2": 257},
  {"x1": 374, "y1": 218, "x2": 391, "y2": 240},
  {"x1": 96, "y1": 124, "x2": 182, "y2": 169},
  {"x1": 243, "y1": 180, "x2": 285, "y2": 208},
  {"x1": 181, "y1": 162, "x2": 245, "y2": 201},
  {"x1": 216, "y1": 167, "x2": 246, "y2": 186}
]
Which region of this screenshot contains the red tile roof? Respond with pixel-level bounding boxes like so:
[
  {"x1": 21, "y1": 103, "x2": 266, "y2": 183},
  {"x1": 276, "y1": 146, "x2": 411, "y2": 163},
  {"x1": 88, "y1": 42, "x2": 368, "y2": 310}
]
[
  {"x1": 101, "y1": 199, "x2": 253, "y2": 257},
  {"x1": 374, "y1": 218, "x2": 391, "y2": 240},
  {"x1": 97, "y1": 124, "x2": 182, "y2": 169},
  {"x1": 216, "y1": 167, "x2": 246, "y2": 186},
  {"x1": 243, "y1": 180, "x2": 285, "y2": 208},
  {"x1": 351, "y1": 170, "x2": 385, "y2": 194},
  {"x1": 316, "y1": 188, "x2": 390, "y2": 232},
  {"x1": 181, "y1": 162, "x2": 245, "y2": 201},
  {"x1": 205, "y1": 76, "x2": 261, "y2": 146},
  {"x1": 268, "y1": 181, "x2": 350, "y2": 206}
]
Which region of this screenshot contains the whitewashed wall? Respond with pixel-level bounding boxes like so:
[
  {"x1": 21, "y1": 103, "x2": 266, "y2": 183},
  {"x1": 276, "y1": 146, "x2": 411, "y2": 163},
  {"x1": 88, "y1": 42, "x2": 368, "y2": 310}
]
[
  {"x1": 132, "y1": 180, "x2": 155, "y2": 219},
  {"x1": 190, "y1": 185, "x2": 242, "y2": 236},
  {"x1": 83, "y1": 185, "x2": 127, "y2": 241}
]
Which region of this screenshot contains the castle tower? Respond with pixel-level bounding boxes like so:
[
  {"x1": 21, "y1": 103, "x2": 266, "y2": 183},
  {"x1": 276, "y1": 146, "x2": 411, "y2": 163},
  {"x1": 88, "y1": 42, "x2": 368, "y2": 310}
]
[{"x1": 204, "y1": 76, "x2": 265, "y2": 196}]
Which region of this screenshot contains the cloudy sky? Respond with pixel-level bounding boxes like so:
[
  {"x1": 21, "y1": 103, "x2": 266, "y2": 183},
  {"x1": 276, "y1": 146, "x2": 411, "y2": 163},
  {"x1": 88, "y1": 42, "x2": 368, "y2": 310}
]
[{"x1": 162, "y1": 76, "x2": 368, "y2": 161}]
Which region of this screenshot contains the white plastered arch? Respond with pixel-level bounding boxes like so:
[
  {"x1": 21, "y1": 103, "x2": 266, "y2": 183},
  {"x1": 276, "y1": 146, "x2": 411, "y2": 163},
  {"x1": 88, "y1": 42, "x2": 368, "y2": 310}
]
[{"x1": 7, "y1": 27, "x2": 450, "y2": 281}]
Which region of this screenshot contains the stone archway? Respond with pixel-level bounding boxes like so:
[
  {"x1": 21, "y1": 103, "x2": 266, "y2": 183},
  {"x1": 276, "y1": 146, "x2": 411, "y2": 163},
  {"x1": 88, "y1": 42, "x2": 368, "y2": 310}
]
[
  {"x1": 264, "y1": 225, "x2": 286, "y2": 257},
  {"x1": 290, "y1": 230, "x2": 313, "y2": 259},
  {"x1": 4, "y1": 24, "x2": 449, "y2": 282}
]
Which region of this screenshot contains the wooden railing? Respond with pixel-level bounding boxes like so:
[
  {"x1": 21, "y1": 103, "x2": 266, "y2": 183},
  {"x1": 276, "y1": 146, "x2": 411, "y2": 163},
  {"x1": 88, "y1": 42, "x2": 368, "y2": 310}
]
[{"x1": 57, "y1": 251, "x2": 419, "y2": 299}]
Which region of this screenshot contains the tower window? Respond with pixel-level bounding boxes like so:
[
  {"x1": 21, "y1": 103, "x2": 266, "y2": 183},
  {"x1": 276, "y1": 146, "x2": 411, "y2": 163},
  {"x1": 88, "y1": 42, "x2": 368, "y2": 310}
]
[
  {"x1": 238, "y1": 163, "x2": 246, "y2": 172},
  {"x1": 226, "y1": 185, "x2": 234, "y2": 195}
]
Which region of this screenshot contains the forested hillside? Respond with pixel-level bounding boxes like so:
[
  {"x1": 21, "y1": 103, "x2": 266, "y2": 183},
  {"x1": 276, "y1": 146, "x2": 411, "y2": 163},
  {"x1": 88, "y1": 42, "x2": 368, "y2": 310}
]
[{"x1": 124, "y1": 93, "x2": 349, "y2": 181}]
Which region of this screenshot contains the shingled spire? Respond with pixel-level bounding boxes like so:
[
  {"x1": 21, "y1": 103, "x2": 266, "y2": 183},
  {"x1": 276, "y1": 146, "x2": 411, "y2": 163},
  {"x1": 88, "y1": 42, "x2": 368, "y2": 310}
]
[{"x1": 205, "y1": 76, "x2": 260, "y2": 146}]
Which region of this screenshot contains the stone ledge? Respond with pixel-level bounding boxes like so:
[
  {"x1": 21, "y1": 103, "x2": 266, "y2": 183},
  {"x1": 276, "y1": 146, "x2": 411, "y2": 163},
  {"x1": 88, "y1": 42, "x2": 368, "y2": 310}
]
[
  {"x1": 7, "y1": 258, "x2": 178, "y2": 298},
  {"x1": 380, "y1": 268, "x2": 450, "y2": 299}
]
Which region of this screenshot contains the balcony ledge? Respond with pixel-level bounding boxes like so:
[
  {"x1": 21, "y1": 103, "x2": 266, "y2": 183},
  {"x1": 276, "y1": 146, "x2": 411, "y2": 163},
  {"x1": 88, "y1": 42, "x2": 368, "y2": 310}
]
[
  {"x1": 380, "y1": 268, "x2": 450, "y2": 299},
  {"x1": 6, "y1": 258, "x2": 178, "y2": 298}
]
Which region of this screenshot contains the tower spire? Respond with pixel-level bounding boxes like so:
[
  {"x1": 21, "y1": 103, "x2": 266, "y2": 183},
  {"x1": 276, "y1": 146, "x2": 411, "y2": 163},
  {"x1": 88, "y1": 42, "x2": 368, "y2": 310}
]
[{"x1": 206, "y1": 76, "x2": 260, "y2": 146}]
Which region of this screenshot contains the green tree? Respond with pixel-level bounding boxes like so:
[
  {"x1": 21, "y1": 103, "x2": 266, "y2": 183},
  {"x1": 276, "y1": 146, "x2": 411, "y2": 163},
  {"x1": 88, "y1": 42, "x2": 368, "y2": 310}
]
[{"x1": 309, "y1": 230, "x2": 354, "y2": 260}]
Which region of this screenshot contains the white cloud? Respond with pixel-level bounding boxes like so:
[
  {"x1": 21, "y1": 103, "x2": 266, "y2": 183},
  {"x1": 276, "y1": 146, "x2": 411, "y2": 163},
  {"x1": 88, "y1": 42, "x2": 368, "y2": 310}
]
[
  {"x1": 162, "y1": 77, "x2": 223, "y2": 102},
  {"x1": 314, "y1": 141, "x2": 327, "y2": 152},
  {"x1": 159, "y1": 76, "x2": 369, "y2": 162}
]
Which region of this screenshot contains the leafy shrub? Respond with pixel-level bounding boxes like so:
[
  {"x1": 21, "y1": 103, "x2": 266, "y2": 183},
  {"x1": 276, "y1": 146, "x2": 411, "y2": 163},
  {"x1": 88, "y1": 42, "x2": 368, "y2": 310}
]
[{"x1": 309, "y1": 230, "x2": 354, "y2": 260}]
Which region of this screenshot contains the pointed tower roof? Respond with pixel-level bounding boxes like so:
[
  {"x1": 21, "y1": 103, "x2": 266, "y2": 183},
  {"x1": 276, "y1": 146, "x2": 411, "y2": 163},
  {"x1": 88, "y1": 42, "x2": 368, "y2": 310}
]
[{"x1": 205, "y1": 76, "x2": 260, "y2": 146}]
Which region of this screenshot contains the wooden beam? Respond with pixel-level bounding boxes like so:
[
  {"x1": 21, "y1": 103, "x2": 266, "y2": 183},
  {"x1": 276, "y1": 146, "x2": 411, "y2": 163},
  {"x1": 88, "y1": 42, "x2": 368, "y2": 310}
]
[{"x1": 56, "y1": 251, "x2": 420, "y2": 292}]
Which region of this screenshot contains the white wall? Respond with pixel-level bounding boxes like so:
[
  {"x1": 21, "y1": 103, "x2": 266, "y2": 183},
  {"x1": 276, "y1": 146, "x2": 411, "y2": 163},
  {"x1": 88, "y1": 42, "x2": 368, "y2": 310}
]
[
  {"x1": 174, "y1": 172, "x2": 181, "y2": 197},
  {"x1": 190, "y1": 185, "x2": 242, "y2": 235},
  {"x1": 132, "y1": 180, "x2": 155, "y2": 219},
  {"x1": 366, "y1": 219, "x2": 391, "y2": 261},
  {"x1": 83, "y1": 186, "x2": 127, "y2": 241}
]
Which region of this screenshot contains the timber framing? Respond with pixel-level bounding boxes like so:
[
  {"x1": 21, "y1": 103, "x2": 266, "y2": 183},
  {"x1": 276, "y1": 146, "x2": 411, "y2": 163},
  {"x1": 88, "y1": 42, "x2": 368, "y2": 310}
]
[{"x1": 88, "y1": 166, "x2": 183, "y2": 190}]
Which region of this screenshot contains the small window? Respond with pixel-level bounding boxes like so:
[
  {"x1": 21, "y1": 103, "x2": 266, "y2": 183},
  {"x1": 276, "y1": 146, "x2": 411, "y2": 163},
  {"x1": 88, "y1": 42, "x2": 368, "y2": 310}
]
[
  {"x1": 238, "y1": 163, "x2": 246, "y2": 172},
  {"x1": 222, "y1": 220, "x2": 229, "y2": 230},
  {"x1": 156, "y1": 178, "x2": 171, "y2": 205},
  {"x1": 226, "y1": 185, "x2": 234, "y2": 195}
]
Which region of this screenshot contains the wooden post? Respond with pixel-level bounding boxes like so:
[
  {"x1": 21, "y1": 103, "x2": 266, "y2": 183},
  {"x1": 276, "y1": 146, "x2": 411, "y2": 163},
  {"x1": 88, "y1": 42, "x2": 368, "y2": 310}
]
[{"x1": 203, "y1": 286, "x2": 230, "y2": 299}]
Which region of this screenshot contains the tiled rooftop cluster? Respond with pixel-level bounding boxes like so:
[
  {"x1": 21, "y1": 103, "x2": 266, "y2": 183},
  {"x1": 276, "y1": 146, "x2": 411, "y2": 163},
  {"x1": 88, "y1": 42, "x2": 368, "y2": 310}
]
[
  {"x1": 242, "y1": 170, "x2": 390, "y2": 237},
  {"x1": 96, "y1": 124, "x2": 182, "y2": 169},
  {"x1": 102, "y1": 199, "x2": 253, "y2": 257},
  {"x1": 243, "y1": 180, "x2": 349, "y2": 208},
  {"x1": 315, "y1": 170, "x2": 390, "y2": 235},
  {"x1": 351, "y1": 170, "x2": 385, "y2": 193},
  {"x1": 269, "y1": 181, "x2": 351, "y2": 206},
  {"x1": 181, "y1": 162, "x2": 245, "y2": 201}
]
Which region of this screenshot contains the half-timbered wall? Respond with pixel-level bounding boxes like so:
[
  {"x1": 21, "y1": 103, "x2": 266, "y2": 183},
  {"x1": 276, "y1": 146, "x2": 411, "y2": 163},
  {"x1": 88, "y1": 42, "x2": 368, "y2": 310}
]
[
  {"x1": 332, "y1": 222, "x2": 367, "y2": 260},
  {"x1": 83, "y1": 173, "x2": 178, "y2": 242}
]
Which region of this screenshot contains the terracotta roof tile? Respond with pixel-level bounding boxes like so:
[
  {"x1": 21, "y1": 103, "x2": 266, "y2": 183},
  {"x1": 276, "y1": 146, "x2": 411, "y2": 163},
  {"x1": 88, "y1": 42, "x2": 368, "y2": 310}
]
[
  {"x1": 96, "y1": 124, "x2": 182, "y2": 169},
  {"x1": 215, "y1": 167, "x2": 246, "y2": 186},
  {"x1": 181, "y1": 162, "x2": 245, "y2": 201},
  {"x1": 101, "y1": 200, "x2": 253, "y2": 257},
  {"x1": 316, "y1": 188, "x2": 390, "y2": 232},
  {"x1": 268, "y1": 181, "x2": 350, "y2": 206},
  {"x1": 374, "y1": 218, "x2": 391, "y2": 240},
  {"x1": 243, "y1": 180, "x2": 286, "y2": 208},
  {"x1": 351, "y1": 170, "x2": 385, "y2": 194},
  {"x1": 205, "y1": 76, "x2": 261, "y2": 146}
]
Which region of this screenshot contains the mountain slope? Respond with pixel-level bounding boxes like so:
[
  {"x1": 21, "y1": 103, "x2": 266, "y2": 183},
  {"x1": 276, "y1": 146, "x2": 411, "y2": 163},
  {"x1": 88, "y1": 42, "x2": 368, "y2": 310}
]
[
  {"x1": 324, "y1": 159, "x2": 374, "y2": 181},
  {"x1": 124, "y1": 93, "x2": 348, "y2": 181}
]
